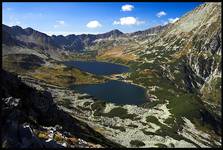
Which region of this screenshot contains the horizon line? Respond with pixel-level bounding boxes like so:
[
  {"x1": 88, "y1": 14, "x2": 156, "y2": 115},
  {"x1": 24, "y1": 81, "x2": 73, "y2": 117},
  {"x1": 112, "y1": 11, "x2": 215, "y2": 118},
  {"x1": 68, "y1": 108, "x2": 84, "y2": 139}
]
[{"x1": 2, "y1": 23, "x2": 168, "y2": 37}]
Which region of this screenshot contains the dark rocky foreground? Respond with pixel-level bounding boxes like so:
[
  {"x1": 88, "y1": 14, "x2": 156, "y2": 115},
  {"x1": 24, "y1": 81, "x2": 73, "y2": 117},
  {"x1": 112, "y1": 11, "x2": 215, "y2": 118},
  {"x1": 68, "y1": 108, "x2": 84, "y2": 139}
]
[{"x1": 0, "y1": 69, "x2": 123, "y2": 148}]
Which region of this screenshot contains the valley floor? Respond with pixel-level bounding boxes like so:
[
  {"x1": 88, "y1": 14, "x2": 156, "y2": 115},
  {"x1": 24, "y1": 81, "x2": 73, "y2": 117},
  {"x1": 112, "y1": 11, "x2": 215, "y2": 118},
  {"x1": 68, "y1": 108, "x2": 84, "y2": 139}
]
[{"x1": 19, "y1": 72, "x2": 221, "y2": 148}]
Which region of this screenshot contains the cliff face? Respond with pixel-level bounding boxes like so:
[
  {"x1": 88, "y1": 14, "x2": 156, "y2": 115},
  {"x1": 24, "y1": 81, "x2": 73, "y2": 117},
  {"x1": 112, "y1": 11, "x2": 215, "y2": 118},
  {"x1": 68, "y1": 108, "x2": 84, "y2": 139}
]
[
  {"x1": 164, "y1": 2, "x2": 221, "y2": 87},
  {"x1": 139, "y1": 2, "x2": 221, "y2": 110},
  {"x1": 0, "y1": 70, "x2": 123, "y2": 148}
]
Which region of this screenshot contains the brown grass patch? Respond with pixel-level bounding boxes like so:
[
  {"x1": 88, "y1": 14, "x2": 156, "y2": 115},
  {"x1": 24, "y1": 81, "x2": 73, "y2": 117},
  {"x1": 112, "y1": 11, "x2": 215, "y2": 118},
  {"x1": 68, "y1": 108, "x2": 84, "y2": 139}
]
[
  {"x1": 97, "y1": 45, "x2": 138, "y2": 62},
  {"x1": 29, "y1": 64, "x2": 105, "y2": 87}
]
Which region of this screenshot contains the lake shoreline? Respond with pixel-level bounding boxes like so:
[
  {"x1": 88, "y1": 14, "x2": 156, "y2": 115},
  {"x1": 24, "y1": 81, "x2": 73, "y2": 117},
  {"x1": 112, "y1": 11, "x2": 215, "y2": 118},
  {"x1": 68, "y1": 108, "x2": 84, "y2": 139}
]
[{"x1": 62, "y1": 60, "x2": 147, "y2": 105}]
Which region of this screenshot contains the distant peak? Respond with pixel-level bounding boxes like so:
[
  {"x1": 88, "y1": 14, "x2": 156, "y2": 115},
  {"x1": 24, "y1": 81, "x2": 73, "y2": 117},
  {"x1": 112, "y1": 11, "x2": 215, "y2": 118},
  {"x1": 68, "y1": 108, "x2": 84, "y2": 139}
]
[
  {"x1": 12, "y1": 25, "x2": 23, "y2": 29},
  {"x1": 110, "y1": 29, "x2": 123, "y2": 34},
  {"x1": 25, "y1": 27, "x2": 34, "y2": 30}
]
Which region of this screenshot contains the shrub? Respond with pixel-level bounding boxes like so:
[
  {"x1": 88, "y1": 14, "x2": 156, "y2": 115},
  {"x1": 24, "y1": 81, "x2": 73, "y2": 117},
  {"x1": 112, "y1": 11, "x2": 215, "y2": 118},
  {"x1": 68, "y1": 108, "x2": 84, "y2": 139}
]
[
  {"x1": 110, "y1": 125, "x2": 126, "y2": 132},
  {"x1": 130, "y1": 140, "x2": 145, "y2": 147},
  {"x1": 103, "y1": 107, "x2": 137, "y2": 120},
  {"x1": 91, "y1": 101, "x2": 106, "y2": 116}
]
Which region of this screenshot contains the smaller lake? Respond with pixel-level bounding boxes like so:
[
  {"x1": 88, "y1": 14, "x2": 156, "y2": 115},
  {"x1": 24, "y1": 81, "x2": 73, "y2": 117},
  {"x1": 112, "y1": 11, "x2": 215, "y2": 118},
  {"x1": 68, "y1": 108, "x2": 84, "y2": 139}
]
[
  {"x1": 63, "y1": 60, "x2": 129, "y2": 75},
  {"x1": 71, "y1": 80, "x2": 146, "y2": 105}
]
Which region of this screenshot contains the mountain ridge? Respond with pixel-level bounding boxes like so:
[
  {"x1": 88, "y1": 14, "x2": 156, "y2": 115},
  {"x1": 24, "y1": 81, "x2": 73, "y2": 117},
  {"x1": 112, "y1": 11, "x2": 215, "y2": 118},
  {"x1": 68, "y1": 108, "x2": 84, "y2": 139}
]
[{"x1": 2, "y1": 23, "x2": 166, "y2": 53}]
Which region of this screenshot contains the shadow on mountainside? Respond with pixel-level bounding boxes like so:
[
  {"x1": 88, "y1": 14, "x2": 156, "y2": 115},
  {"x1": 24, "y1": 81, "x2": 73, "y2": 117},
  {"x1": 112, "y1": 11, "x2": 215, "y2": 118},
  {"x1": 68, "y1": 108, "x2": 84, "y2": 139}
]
[{"x1": 0, "y1": 69, "x2": 123, "y2": 148}]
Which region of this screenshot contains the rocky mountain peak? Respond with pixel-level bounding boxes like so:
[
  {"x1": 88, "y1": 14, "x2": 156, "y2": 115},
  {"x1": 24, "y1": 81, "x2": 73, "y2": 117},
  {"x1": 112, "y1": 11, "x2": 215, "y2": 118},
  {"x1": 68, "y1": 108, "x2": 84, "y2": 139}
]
[
  {"x1": 24, "y1": 27, "x2": 35, "y2": 34},
  {"x1": 109, "y1": 29, "x2": 123, "y2": 35},
  {"x1": 96, "y1": 29, "x2": 124, "y2": 39},
  {"x1": 167, "y1": 2, "x2": 221, "y2": 34}
]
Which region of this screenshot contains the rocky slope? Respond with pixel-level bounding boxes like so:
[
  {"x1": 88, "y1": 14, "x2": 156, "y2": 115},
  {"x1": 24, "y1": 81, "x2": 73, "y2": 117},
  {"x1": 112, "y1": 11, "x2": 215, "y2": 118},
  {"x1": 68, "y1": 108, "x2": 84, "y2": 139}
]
[
  {"x1": 130, "y1": 2, "x2": 221, "y2": 117},
  {"x1": 0, "y1": 70, "x2": 123, "y2": 148}
]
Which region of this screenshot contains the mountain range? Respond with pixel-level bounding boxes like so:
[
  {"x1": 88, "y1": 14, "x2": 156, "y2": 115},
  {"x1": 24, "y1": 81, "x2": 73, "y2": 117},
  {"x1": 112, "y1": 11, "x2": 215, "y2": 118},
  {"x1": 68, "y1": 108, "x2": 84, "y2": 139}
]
[
  {"x1": 2, "y1": 2, "x2": 222, "y2": 148},
  {"x1": 2, "y1": 24, "x2": 166, "y2": 53}
]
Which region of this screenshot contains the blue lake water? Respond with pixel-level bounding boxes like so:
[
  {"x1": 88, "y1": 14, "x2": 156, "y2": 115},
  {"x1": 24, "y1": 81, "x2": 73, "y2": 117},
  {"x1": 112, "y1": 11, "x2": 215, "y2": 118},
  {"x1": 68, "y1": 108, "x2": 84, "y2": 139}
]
[
  {"x1": 71, "y1": 80, "x2": 146, "y2": 105},
  {"x1": 64, "y1": 61, "x2": 146, "y2": 105},
  {"x1": 63, "y1": 60, "x2": 129, "y2": 75}
]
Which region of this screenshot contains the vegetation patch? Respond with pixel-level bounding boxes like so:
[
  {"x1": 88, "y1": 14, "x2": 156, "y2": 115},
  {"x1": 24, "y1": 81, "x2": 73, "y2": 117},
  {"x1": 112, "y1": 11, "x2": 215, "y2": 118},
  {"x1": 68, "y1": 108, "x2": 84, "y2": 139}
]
[
  {"x1": 3, "y1": 54, "x2": 106, "y2": 87},
  {"x1": 83, "y1": 101, "x2": 92, "y2": 107},
  {"x1": 110, "y1": 125, "x2": 126, "y2": 132},
  {"x1": 130, "y1": 140, "x2": 145, "y2": 147},
  {"x1": 201, "y1": 77, "x2": 221, "y2": 105},
  {"x1": 91, "y1": 101, "x2": 106, "y2": 116},
  {"x1": 59, "y1": 98, "x2": 73, "y2": 109},
  {"x1": 3, "y1": 54, "x2": 45, "y2": 74},
  {"x1": 155, "y1": 143, "x2": 168, "y2": 148},
  {"x1": 102, "y1": 107, "x2": 138, "y2": 120},
  {"x1": 127, "y1": 124, "x2": 138, "y2": 128},
  {"x1": 30, "y1": 64, "x2": 106, "y2": 87},
  {"x1": 77, "y1": 105, "x2": 91, "y2": 111},
  {"x1": 146, "y1": 116, "x2": 160, "y2": 125}
]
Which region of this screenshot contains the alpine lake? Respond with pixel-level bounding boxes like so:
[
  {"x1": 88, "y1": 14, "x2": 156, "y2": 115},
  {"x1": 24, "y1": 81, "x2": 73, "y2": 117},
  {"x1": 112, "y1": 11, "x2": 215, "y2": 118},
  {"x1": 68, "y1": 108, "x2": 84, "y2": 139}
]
[{"x1": 64, "y1": 61, "x2": 146, "y2": 105}]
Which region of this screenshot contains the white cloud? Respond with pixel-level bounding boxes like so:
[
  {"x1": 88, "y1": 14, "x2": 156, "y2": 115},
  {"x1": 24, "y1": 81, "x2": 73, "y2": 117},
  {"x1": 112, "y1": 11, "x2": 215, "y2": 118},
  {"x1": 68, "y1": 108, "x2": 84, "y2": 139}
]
[
  {"x1": 86, "y1": 20, "x2": 102, "y2": 28},
  {"x1": 54, "y1": 20, "x2": 66, "y2": 28},
  {"x1": 162, "y1": 17, "x2": 179, "y2": 25},
  {"x1": 168, "y1": 17, "x2": 179, "y2": 23},
  {"x1": 113, "y1": 17, "x2": 144, "y2": 26},
  {"x1": 121, "y1": 4, "x2": 134, "y2": 12},
  {"x1": 156, "y1": 11, "x2": 167, "y2": 18}
]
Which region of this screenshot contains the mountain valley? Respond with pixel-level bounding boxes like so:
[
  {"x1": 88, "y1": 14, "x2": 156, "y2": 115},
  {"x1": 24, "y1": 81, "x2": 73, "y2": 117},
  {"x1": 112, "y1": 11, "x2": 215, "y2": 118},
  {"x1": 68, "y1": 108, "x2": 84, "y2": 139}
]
[{"x1": 1, "y1": 2, "x2": 222, "y2": 148}]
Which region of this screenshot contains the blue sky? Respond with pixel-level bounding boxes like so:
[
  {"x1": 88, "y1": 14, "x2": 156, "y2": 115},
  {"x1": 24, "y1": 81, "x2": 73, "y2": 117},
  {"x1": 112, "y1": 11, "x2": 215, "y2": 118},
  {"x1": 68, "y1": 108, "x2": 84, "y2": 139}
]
[{"x1": 3, "y1": 2, "x2": 203, "y2": 36}]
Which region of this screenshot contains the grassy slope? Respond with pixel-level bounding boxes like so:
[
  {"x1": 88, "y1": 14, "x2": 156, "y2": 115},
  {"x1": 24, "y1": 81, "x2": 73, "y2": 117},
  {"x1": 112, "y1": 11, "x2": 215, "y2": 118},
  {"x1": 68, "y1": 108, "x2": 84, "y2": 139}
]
[{"x1": 3, "y1": 54, "x2": 106, "y2": 88}]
